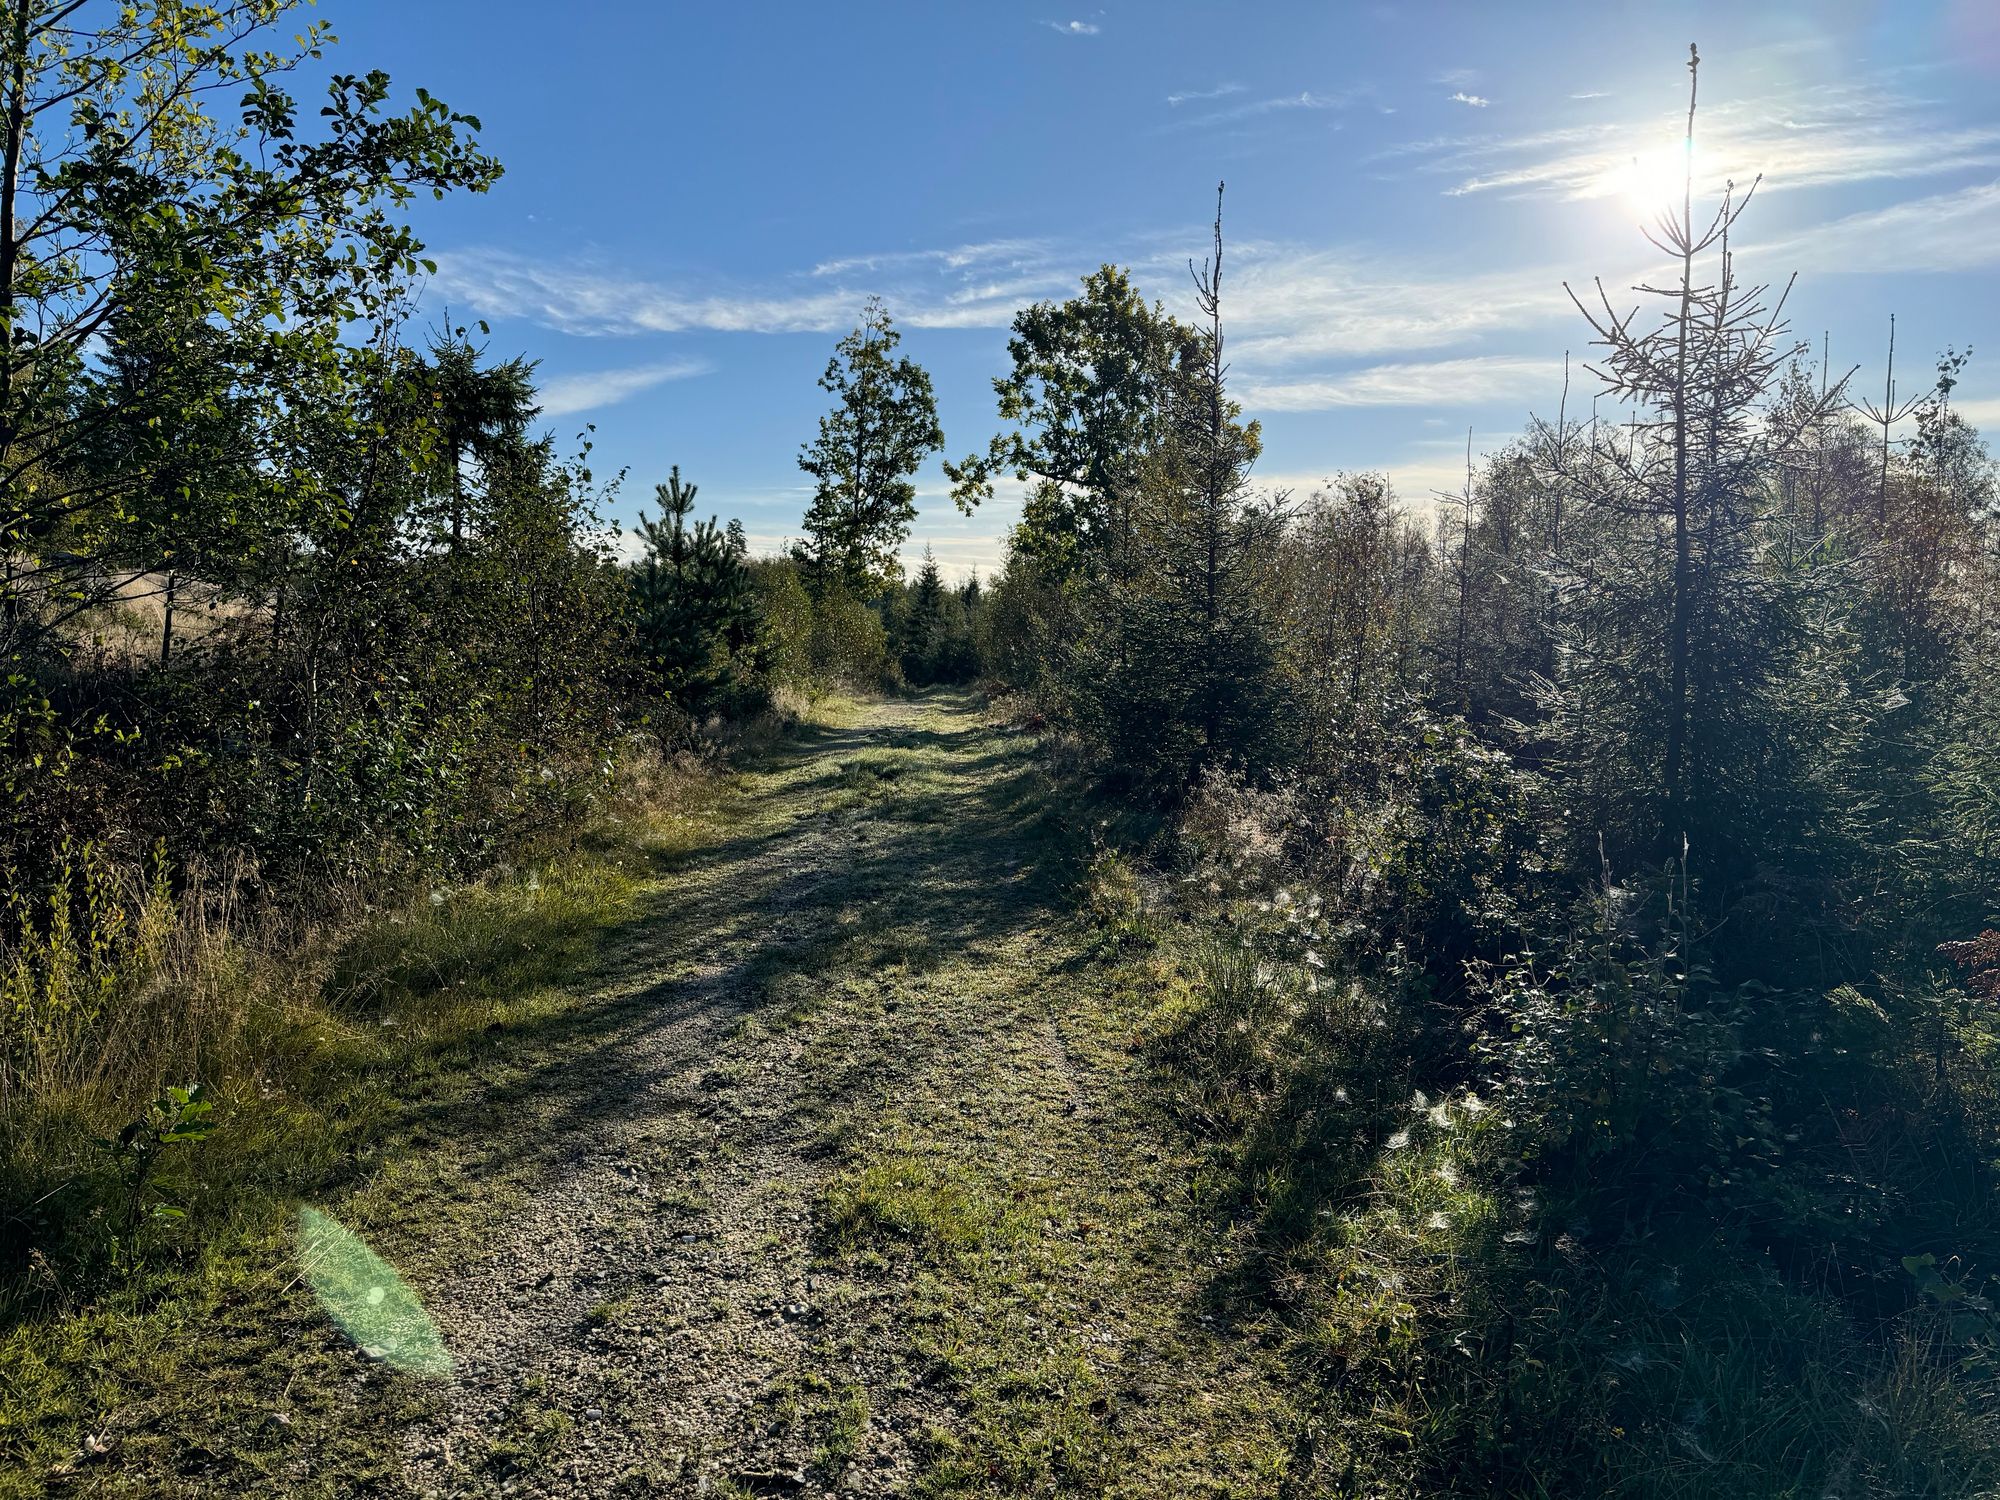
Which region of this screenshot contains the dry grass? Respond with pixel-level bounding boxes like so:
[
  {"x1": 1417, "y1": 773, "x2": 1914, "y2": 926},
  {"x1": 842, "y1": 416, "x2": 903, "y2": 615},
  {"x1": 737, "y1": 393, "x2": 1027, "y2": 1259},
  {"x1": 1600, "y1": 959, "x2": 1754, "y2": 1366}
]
[{"x1": 59, "y1": 571, "x2": 265, "y2": 665}]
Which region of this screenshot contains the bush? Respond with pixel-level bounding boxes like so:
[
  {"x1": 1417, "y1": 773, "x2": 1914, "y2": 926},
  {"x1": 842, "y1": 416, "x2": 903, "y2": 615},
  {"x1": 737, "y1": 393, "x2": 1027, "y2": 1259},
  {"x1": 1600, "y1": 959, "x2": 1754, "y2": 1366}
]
[{"x1": 807, "y1": 580, "x2": 890, "y2": 687}]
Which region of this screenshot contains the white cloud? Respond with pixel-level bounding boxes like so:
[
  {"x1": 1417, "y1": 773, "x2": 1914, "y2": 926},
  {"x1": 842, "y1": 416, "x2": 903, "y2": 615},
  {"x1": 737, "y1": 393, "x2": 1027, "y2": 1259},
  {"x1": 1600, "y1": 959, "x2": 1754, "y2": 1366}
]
[
  {"x1": 1450, "y1": 91, "x2": 1491, "y2": 108},
  {"x1": 1167, "y1": 82, "x2": 1244, "y2": 107},
  {"x1": 894, "y1": 533, "x2": 1008, "y2": 583},
  {"x1": 1044, "y1": 19, "x2": 1099, "y2": 35},
  {"x1": 538, "y1": 360, "x2": 708, "y2": 418},
  {"x1": 1251, "y1": 452, "x2": 1508, "y2": 520},
  {"x1": 808, "y1": 239, "x2": 1048, "y2": 279},
  {"x1": 1240, "y1": 355, "x2": 1562, "y2": 411},
  {"x1": 1951, "y1": 395, "x2": 2000, "y2": 431},
  {"x1": 1403, "y1": 82, "x2": 2000, "y2": 200},
  {"x1": 1197, "y1": 242, "x2": 1568, "y2": 365},
  {"x1": 439, "y1": 231, "x2": 1579, "y2": 383},
  {"x1": 435, "y1": 251, "x2": 860, "y2": 336},
  {"x1": 1749, "y1": 179, "x2": 2000, "y2": 275},
  {"x1": 433, "y1": 248, "x2": 1077, "y2": 337}
]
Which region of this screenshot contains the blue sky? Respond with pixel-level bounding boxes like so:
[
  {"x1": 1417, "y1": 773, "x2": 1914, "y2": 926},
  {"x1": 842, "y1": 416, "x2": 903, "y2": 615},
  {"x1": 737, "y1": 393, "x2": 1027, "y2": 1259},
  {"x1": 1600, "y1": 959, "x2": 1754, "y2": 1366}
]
[{"x1": 330, "y1": 0, "x2": 2000, "y2": 577}]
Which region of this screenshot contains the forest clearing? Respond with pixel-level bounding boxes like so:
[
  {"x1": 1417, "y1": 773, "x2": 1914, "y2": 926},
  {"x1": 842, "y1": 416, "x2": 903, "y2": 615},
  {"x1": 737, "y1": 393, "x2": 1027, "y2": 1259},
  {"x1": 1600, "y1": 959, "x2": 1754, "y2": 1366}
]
[{"x1": 5, "y1": 3, "x2": 2000, "y2": 1496}]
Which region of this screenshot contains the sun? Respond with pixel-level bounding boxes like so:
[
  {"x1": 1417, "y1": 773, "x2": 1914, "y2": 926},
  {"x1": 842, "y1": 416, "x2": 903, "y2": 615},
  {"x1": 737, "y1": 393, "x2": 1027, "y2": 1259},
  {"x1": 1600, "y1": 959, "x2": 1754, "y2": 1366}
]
[{"x1": 1619, "y1": 138, "x2": 1696, "y2": 221}]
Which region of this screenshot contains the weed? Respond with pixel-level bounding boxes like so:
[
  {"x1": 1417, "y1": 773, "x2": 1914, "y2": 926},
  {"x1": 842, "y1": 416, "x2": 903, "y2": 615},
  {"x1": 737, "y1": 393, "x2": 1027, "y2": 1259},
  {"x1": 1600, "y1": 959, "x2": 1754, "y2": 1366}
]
[
  {"x1": 99, "y1": 1082, "x2": 215, "y2": 1230},
  {"x1": 1081, "y1": 843, "x2": 1152, "y2": 948}
]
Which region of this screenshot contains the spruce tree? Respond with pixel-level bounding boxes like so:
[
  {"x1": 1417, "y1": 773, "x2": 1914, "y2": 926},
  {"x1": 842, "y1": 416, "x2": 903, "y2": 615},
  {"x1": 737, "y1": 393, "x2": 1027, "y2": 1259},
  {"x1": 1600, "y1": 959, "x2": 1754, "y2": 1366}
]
[
  {"x1": 1073, "y1": 185, "x2": 1287, "y2": 798},
  {"x1": 631, "y1": 467, "x2": 760, "y2": 712},
  {"x1": 901, "y1": 546, "x2": 947, "y2": 682},
  {"x1": 1546, "y1": 46, "x2": 1846, "y2": 875},
  {"x1": 426, "y1": 327, "x2": 541, "y2": 552}
]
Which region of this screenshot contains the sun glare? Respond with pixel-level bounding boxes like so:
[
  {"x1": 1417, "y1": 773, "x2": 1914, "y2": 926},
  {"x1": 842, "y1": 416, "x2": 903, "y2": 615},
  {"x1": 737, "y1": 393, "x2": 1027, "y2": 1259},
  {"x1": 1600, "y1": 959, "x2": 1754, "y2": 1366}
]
[{"x1": 1619, "y1": 137, "x2": 1695, "y2": 220}]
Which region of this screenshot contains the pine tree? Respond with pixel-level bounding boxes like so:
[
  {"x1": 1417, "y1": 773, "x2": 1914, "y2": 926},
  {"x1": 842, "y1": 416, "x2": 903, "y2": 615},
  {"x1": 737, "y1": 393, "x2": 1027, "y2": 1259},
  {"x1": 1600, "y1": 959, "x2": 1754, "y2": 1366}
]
[
  {"x1": 1073, "y1": 185, "x2": 1287, "y2": 798},
  {"x1": 631, "y1": 467, "x2": 760, "y2": 712},
  {"x1": 901, "y1": 546, "x2": 947, "y2": 682}
]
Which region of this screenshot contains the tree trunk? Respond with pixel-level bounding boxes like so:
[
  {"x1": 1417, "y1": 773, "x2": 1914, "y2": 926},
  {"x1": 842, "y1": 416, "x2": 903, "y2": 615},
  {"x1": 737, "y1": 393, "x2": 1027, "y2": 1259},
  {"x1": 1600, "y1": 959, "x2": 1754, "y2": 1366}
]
[
  {"x1": 0, "y1": 0, "x2": 33, "y2": 645},
  {"x1": 160, "y1": 569, "x2": 177, "y2": 666},
  {"x1": 1661, "y1": 49, "x2": 1700, "y2": 859}
]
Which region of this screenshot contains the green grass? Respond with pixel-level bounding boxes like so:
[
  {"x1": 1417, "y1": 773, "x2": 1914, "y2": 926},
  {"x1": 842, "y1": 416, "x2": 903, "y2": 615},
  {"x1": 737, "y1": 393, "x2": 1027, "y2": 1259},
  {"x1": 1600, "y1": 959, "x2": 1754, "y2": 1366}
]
[
  {"x1": 785, "y1": 700, "x2": 1306, "y2": 1497},
  {"x1": 0, "y1": 732, "x2": 741, "y2": 1496}
]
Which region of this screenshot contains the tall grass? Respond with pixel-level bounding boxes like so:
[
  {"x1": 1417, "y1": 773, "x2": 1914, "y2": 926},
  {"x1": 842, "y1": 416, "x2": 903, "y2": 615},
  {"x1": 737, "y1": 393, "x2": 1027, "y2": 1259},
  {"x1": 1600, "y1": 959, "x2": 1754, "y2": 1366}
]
[
  {"x1": 0, "y1": 842, "x2": 268, "y2": 1112},
  {"x1": 0, "y1": 715, "x2": 766, "y2": 1325}
]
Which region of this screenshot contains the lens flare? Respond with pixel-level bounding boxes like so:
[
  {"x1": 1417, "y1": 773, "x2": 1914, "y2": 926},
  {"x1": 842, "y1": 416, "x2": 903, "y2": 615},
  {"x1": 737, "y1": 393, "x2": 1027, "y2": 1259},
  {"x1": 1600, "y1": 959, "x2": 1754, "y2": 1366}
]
[{"x1": 297, "y1": 1207, "x2": 453, "y2": 1377}]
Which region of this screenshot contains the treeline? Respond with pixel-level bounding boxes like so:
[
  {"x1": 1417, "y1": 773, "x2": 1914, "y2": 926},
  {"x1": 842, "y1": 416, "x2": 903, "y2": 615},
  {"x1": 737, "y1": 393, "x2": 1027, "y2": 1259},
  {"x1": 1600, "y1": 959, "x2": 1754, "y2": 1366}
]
[
  {"x1": 0, "y1": 2, "x2": 953, "y2": 1145},
  {"x1": 949, "y1": 88, "x2": 2000, "y2": 1499}
]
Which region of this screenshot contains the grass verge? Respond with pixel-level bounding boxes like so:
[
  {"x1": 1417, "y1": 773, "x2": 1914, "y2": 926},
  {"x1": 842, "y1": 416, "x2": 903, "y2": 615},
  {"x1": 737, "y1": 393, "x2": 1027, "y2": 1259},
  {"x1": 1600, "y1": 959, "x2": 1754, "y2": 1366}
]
[{"x1": 0, "y1": 714, "x2": 785, "y2": 1497}]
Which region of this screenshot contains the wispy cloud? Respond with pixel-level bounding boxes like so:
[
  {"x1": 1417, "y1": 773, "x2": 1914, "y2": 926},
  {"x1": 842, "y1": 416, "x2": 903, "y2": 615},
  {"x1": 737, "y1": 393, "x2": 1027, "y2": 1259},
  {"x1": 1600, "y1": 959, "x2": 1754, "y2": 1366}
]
[
  {"x1": 538, "y1": 360, "x2": 708, "y2": 418},
  {"x1": 1167, "y1": 82, "x2": 1244, "y2": 107},
  {"x1": 435, "y1": 251, "x2": 861, "y2": 336},
  {"x1": 1254, "y1": 450, "x2": 1516, "y2": 516},
  {"x1": 1950, "y1": 395, "x2": 2000, "y2": 431},
  {"x1": 1240, "y1": 355, "x2": 1562, "y2": 412},
  {"x1": 434, "y1": 246, "x2": 1079, "y2": 338},
  {"x1": 1450, "y1": 91, "x2": 1491, "y2": 108},
  {"x1": 1749, "y1": 179, "x2": 2000, "y2": 275},
  {"x1": 1191, "y1": 241, "x2": 1567, "y2": 365},
  {"x1": 440, "y1": 231, "x2": 1575, "y2": 374},
  {"x1": 1390, "y1": 80, "x2": 2000, "y2": 199},
  {"x1": 1043, "y1": 18, "x2": 1098, "y2": 36},
  {"x1": 808, "y1": 239, "x2": 1047, "y2": 279},
  {"x1": 1570, "y1": 90, "x2": 1611, "y2": 100},
  {"x1": 1167, "y1": 87, "x2": 1363, "y2": 130}
]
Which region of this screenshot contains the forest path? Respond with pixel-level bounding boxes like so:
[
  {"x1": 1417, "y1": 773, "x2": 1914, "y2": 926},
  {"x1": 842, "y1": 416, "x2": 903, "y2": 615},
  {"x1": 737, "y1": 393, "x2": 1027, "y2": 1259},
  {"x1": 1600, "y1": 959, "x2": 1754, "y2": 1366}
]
[{"x1": 396, "y1": 690, "x2": 1300, "y2": 1498}]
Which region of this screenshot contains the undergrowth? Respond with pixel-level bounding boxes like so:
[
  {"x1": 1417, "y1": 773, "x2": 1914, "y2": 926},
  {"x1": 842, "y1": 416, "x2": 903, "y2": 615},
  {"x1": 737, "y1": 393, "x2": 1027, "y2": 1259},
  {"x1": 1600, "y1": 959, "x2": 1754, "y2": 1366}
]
[
  {"x1": 1117, "y1": 768, "x2": 2000, "y2": 1499},
  {"x1": 0, "y1": 713, "x2": 774, "y2": 1494}
]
